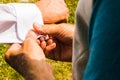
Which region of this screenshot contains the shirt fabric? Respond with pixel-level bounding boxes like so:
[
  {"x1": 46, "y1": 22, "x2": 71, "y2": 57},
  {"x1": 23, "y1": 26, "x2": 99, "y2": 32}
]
[
  {"x1": 74, "y1": 0, "x2": 120, "y2": 80},
  {"x1": 0, "y1": 3, "x2": 43, "y2": 43},
  {"x1": 84, "y1": 0, "x2": 120, "y2": 80},
  {"x1": 73, "y1": 0, "x2": 93, "y2": 79}
]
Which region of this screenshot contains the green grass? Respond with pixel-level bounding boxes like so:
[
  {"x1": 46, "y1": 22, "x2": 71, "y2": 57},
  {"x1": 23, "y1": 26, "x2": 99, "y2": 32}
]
[{"x1": 0, "y1": 0, "x2": 78, "y2": 80}]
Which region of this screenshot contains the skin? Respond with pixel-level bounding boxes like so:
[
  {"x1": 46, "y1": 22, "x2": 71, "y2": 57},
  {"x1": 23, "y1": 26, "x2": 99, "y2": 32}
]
[
  {"x1": 5, "y1": 22, "x2": 75, "y2": 79},
  {"x1": 33, "y1": 23, "x2": 74, "y2": 62},
  {"x1": 36, "y1": 0, "x2": 69, "y2": 24},
  {"x1": 4, "y1": 0, "x2": 73, "y2": 79},
  {"x1": 5, "y1": 30, "x2": 54, "y2": 80},
  {"x1": 4, "y1": 23, "x2": 74, "y2": 79}
]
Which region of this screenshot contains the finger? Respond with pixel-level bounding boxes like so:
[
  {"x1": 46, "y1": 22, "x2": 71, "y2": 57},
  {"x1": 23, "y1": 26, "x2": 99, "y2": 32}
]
[
  {"x1": 47, "y1": 39, "x2": 53, "y2": 45},
  {"x1": 44, "y1": 43, "x2": 56, "y2": 56},
  {"x1": 23, "y1": 37, "x2": 46, "y2": 60},
  {"x1": 24, "y1": 30, "x2": 45, "y2": 56},
  {"x1": 26, "y1": 30, "x2": 38, "y2": 40},
  {"x1": 37, "y1": 39, "x2": 40, "y2": 45},
  {"x1": 23, "y1": 30, "x2": 40, "y2": 52},
  {"x1": 5, "y1": 43, "x2": 22, "y2": 60},
  {"x1": 24, "y1": 30, "x2": 39, "y2": 47},
  {"x1": 39, "y1": 37, "x2": 45, "y2": 42},
  {"x1": 9, "y1": 44, "x2": 21, "y2": 50},
  {"x1": 40, "y1": 41, "x2": 47, "y2": 50},
  {"x1": 33, "y1": 23, "x2": 59, "y2": 35},
  {"x1": 33, "y1": 23, "x2": 44, "y2": 34},
  {"x1": 23, "y1": 37, "x2": 38, "y2": 52}
]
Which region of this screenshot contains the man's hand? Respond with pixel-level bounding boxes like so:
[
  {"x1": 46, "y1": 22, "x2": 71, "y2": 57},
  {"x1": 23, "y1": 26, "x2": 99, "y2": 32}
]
[
  {"x1": 5, "y1": 30, "x2": 54, "y2": 80},
  {"x1": 33, "y1": 23, "x2": 74, "y2": 62},
  {"x1": 36, "y1": 0, "x2": 69, "y2": 24}
]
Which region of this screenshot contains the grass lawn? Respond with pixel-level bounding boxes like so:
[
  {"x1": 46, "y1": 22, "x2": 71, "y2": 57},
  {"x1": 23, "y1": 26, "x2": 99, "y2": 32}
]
[{"x1": 0, "y1": 0, "x2": 78, "y2": 80}]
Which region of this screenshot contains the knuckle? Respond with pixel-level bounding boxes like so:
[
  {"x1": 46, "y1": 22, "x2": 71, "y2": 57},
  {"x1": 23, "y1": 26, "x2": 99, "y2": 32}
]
[
  {"x1": 4, "y1": 50, "x2": 13, "y2": 61},
  {"x1": 4, "y1": 51, "x2": 10, "y2": 60}
]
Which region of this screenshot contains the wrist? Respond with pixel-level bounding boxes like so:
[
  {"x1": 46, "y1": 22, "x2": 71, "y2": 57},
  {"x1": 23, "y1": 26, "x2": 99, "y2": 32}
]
[
  {"x1": 35, "y1": 0, "x2": 69, "y2": 24},
  {"x1": 24, "y1": 59, "x2": 55, "y2": 80}
]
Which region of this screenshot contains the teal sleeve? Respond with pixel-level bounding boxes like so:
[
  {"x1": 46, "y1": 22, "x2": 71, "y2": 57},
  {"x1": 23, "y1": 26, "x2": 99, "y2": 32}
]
[{"x1": 83, "y1": 0, "x2": 120, "y2": 80}]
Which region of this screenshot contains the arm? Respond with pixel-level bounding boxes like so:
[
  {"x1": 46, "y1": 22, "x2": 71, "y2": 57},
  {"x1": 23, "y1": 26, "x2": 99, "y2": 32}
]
[
  {"x1": 83, "y1": 0, "x2": 120, "y2": 80},
  {"x1": 72, "y1": 0, "x2": 92, "y2": 79}
]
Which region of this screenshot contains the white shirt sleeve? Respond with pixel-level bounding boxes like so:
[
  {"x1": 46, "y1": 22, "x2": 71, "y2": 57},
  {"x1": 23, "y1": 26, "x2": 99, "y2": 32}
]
[{"x1": 0, "y1": 3, "x2": 43, "y2": 43}]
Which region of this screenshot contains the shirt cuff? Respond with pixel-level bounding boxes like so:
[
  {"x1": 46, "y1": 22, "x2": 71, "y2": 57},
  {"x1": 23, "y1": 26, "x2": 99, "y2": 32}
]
[{"x1": 9, "y1": 3, "x2": 44, "y2": 41}]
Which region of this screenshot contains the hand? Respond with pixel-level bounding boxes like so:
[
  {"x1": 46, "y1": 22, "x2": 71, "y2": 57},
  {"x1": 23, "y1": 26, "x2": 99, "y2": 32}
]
[
  {"x1": 5, "y1": 30, "x2": 54, "y2": 80},
  {"x1": 33, "y1": 23, "x2": 75, "y2": 62},
  {"x1": 36, "y1": 0, "x2": 69, "y2": 24}
]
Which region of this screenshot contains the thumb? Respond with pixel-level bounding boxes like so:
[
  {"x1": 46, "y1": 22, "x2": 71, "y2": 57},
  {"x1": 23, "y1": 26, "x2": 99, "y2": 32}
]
[
  {"x1": 33, "y1": 23, "x2": 59, "y2": 35},
  {"x1": 26, "y1": 30, "x2": 38, "y2": 40},
  {"x1": 23, "y1": 30, "x2": 45, "y2": 60},
  {"x1": 23, "y1": 30, "x2": 39, "y2": 49}
]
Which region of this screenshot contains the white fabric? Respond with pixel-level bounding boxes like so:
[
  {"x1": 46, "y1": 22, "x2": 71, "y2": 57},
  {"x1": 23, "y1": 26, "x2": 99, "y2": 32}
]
[{"x1": 0, "y1": 3, "x2": 43, "y2": 43}]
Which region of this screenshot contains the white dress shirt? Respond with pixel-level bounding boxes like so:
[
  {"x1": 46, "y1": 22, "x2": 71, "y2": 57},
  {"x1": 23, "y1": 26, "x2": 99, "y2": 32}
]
[{"x1": 0, "y1": 3, "x2": 43, "y2": 43}]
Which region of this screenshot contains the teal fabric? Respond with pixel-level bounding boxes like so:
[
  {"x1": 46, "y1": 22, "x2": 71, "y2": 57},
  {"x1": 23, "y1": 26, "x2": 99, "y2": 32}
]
[{"x1": 83, "y1": 0, "x2": 120, "y2": 80}]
